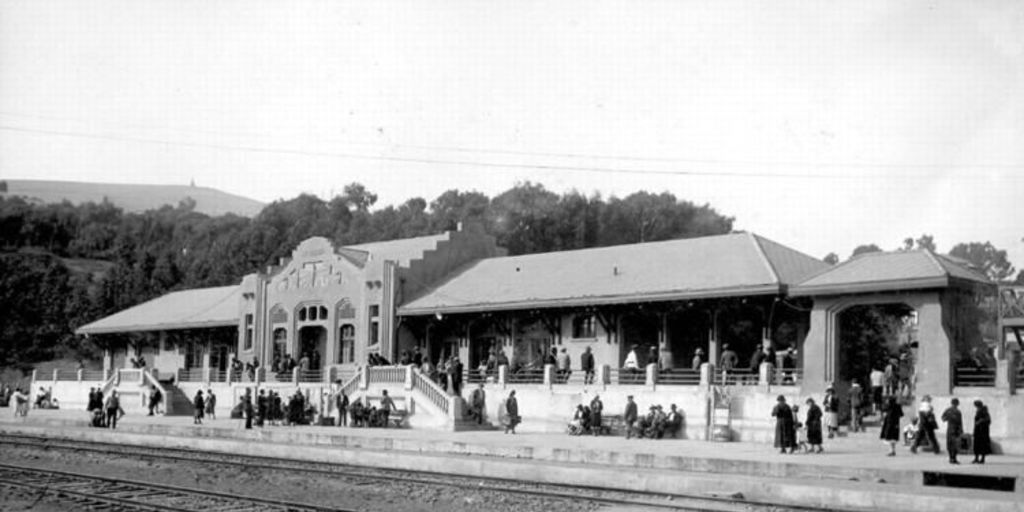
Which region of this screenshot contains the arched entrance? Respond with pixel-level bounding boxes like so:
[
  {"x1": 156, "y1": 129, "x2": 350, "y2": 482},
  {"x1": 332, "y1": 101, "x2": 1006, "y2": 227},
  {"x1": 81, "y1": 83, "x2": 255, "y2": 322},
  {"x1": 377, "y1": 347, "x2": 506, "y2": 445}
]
[{"x1": 298, "y1": 325, "x2": 327, "y2": 370}]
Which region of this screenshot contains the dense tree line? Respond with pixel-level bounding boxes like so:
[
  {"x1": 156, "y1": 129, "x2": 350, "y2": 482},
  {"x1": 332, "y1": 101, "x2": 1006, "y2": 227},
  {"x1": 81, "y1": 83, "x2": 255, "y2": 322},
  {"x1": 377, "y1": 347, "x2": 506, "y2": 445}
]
[{"x1": 0, "y1": 182, "x2": 733, "y2": 369}]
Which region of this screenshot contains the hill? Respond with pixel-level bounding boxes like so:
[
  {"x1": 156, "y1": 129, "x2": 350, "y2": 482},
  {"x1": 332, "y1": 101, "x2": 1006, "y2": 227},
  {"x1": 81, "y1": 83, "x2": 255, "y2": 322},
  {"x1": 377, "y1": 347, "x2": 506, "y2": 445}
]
[{"x1": 0, "y1": 179, "x2": 264, "y2": 217}]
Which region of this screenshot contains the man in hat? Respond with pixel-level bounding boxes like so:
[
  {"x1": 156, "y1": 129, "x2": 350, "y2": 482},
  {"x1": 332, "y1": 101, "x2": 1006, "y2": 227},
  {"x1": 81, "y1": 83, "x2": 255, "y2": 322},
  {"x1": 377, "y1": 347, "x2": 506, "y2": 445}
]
[
  {"x1": 823, "y1": 386, "x2": 840, "y2": 438},
  {"x1": 624, "y1": 395, "x2": 638, "y2": 439},
  {"x1": 691, "y1": 348, "x2": 705, "y2": 371}
]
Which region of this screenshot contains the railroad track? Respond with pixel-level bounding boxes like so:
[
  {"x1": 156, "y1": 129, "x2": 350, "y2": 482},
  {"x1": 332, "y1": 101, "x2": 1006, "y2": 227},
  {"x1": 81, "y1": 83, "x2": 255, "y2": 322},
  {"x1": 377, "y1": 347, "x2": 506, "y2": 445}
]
[
  {"x1": 0, "y1": 461, "x2": 352, "y2": 512},
  {"x1": 0, "y1": 432, "x2": 850, "y2": 512}
]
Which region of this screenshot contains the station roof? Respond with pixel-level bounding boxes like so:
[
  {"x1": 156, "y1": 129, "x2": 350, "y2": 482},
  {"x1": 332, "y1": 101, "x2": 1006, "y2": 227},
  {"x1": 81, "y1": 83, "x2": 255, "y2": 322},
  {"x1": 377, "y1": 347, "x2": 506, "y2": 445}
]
[
  {"x1": 76, "y1": 285, "x2": 241, "y2": 335},
  {"x1": 398, "y1": 232, "x2": 828, "y2": 315},
  {"x1": 789, "y1": 250, "x2": 992, "y2": 297}
]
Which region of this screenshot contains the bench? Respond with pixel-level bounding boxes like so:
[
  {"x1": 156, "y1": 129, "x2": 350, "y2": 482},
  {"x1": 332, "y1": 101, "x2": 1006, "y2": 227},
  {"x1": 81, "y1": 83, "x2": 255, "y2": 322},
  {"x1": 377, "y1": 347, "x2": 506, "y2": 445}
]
[
  {"x1": 597, "y1": 414, "x2": 626, "y2": 436},
  {"x1": 362, "y1": 396, "x2": 409, "y2": 428}
]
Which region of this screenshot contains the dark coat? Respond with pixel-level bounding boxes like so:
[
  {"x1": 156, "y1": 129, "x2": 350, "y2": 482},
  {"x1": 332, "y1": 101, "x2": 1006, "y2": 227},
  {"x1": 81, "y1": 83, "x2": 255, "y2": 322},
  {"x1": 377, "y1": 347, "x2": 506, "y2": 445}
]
[
  {"x1": 193, "y1": 394, "x2": 205, "y2": 418},
  {"x1": 941, "y1": 407, "x2": 963, "y2": 439},
  {"x1": 772, "y1": 402, "x2": 796, "y2": 449},
  {"x1": 505, "y1": 396, "x2": 518, "y2": 417},
  {"x1": 879, "y1": 401, "x2": 903, "y2": 442},
  {"x1": 804, "y1": 403, "x2": 823, "y2": 445},
  {"x1": 624, "y1": 401, "x2": 638, "y2": 423},
  {"x1": 580, "y1": 352, "x2": 595, "y2": 372},
  {"x1": 973, "y1": 406, "x2": 992, "y2": 456}
]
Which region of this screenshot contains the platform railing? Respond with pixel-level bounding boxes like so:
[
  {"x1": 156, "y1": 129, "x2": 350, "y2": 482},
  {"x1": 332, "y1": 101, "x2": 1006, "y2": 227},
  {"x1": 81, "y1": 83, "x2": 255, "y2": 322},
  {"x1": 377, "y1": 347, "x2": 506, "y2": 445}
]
[
  {"x1": 54, "y1": 369, "x2": 78, "y2": 382},
  {"x1": 117, "y1": 368, "x2": 144, "y2": 385},
  {"x1": 81, "y1": 370, "x2": 106, "y2": 382},
  {"x1": 657, "y1": 369, "x2": 701, "y2": 386},
  {"x1": 1015, "y1": 366, "x2": 1024, "y2": 389},
  {"x1": 775, "y1": 368, "x2": 803, "y2": 386},
  {"x1": 411, "y1": 368, "x2": 450, "y2": 415},
  {"x1": 298, "y1": 370, "x2": 324, "y2": 383},
  {"x1": 716, "y1": 368, "x2": 758, "y2": 386},
  {"x1": 506, "y1": 368, "x2": 544, "y2": 384},
  {"x1": 954, "y1": 367, "x2": 996, "y2": 387},
  {"x1": 177, "y1": 368, "x2": 205, "y2": 383},
  {"x1": 210, "y1": 370, "x2": 228, "y2": 383},
  {"x1": 611, "y1": 367, "x2": 645, "y2": 385}
]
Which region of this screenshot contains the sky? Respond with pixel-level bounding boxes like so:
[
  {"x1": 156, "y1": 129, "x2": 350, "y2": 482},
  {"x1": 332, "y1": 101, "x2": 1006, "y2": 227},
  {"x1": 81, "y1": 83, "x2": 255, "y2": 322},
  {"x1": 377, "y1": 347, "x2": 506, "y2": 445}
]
[{"x1": 1, "y1": 0, "x2": 1023, "y2": 269}]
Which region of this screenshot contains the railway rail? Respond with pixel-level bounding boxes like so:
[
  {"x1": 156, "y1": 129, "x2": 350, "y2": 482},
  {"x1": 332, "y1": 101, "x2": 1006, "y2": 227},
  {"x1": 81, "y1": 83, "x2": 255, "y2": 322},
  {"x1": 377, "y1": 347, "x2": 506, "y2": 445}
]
[
  {"x1": 1, "y1": 432, "x2": 851, "y2": 512},
  {"x1": 0, "y1": 461, "x2": 351, "y2": 512}
]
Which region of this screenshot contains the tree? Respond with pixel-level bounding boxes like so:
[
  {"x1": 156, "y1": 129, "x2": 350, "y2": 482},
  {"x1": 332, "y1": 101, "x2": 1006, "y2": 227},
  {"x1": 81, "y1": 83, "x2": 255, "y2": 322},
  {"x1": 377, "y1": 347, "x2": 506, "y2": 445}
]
[
  {"x1": 851, "y1": 244, "x2": 882, "y2": 258},
  {"x1": 823, "y1": 252, "x2": 839, "y2": 265},
  {"x1": 902, "y1": 234, "x2": 936, "y2": 252},
  {"x1": 948, "y1": 242, "x2": 1016, "y2": 282}
]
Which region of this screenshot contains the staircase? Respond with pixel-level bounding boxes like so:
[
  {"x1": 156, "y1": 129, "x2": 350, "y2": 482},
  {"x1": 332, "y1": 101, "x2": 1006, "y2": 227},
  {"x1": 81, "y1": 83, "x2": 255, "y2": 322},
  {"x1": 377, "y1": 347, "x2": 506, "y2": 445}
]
[
  {"x1": 164, "y1": 385, "x2": 194, "y2": 416},
  {"x1": 341, "y1": 366, "x2": 486, "y2": 431}
]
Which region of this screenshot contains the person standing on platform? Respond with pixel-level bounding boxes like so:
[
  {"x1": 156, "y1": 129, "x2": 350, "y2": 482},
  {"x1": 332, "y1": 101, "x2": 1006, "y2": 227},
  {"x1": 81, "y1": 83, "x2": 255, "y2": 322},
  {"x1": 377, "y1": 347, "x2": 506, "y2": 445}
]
[
  {"x1": 557, "y1": 348, "x2": 571, "y2": 384},
  {"x1": 469, "y1": 384, "x2": 486, "y2": 425},
  {"x1": 771, "y1": 395, "x2": 796, "y2": 454},
  {"x1": 823, "y1": 386, "x2": 840, "y2": 439},
  {"x1": 581, "y1": 347, "x2": 595, "y2": 385},
  {"x1": 869, "y1": 366, "x2": 885, "y2": 413},
  {"x1": 335, "y1": 387, "x2": 349, "y2": 427},
  {"x1": 624, "y1": 345, "x2": 641, "y2": 384},
  {"x1": 589, "y1": 395, "x2": 603, "y2": 436},
  {"x1": 206, "y1": 389, "x2": 216, "y2": 420},
  {"x1": 941, "y1": 398, "x2": 963, "y2": 464},
  {"x1": 242, "y1": 389, "x2": 254, "y2": 430},
  {"x1": 379, "y1": 389, "x2": 396, "y2": 428},
  {"x1": 412, "y1": 346, "x2": 423, "y2": 367},
  {"x1": 911, "y1": 395, "x2": 939, "y2": 455},
  {"x1": 884, "y1": 358, "x2": 899, "y2": 397},
  {"x1": 147, "y1": 386, "x2": 161, "y2": 416},
  {"x1": 879, "y1": 396, "x2": 903, "y2": 456},
  {"x1": 256, "y1": 389, "x2": 268, "y2": 427},
  {"x1": 502, "y1": 390, "x2": 520, "y2": 434},
  {"x1": 105, "y1": 390, "x2": 122, "y2": 429},
  {"x1": 971, "y1": 400, "x2": 991, "y2": 464},
  {"x1": 624, "y1": 395, "x2": 638, "y2": 439},
  {"x1": 691, "y1": 348, "x2": 704, "y2": 371},
  {"x1": 719, "y1": 344, "x2": 738, "y2": 384},
  {"x1": 804, "y1": 398, "x2": 823, "y2": 453},
  {"x1": 193, "y1": 390, "x2": 205, "y2": 425}
]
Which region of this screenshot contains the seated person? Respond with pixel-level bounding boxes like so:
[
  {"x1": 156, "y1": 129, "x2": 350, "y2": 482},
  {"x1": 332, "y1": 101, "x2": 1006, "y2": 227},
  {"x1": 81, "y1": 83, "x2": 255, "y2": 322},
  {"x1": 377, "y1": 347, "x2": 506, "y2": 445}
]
[
  {"x1": 903, "y1": 416, "x2": 919, "y2": 446},
  {"x1": 349, "y1": 401, "x2": 365, "y2": 427},
  {"x1": 568, "y1": 404, "x2": 591, "y2": 435},
  {"x1": 665, "y1": 404, "x2": 683, "y2": 438}
]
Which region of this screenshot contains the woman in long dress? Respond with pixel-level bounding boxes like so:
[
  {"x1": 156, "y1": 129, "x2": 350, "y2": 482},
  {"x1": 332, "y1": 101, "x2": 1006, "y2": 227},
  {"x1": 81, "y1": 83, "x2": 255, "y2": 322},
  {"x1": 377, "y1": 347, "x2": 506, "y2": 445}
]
[
  {"x1": 972, "y1": 400, "x2": 992, "y2": 464},
  {"x1": 501, "y1": 390, "x2": 520, "y2": 434},
  {"x1": 804, "y1": 398, "x2": 823, "y2": 453},
  {"x1": 879, "y1": 396, "x2": 903, "y2": 456},
  {"x1": 771, "y1": 395, "x2": 795, "y2": 454}
]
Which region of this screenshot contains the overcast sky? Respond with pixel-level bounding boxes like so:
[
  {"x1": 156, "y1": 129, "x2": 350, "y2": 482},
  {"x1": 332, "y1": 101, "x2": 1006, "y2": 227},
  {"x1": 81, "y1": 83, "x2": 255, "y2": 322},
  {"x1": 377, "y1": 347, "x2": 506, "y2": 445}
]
[{"x1": 1, "y1": 0, "x2": 1022, "y2": 268}]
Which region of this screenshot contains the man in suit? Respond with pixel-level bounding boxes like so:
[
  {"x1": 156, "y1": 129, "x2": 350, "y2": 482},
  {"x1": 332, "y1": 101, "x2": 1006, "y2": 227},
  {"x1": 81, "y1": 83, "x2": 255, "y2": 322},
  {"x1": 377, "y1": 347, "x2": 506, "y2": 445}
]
[{"x1": 624, "y1": 395, "x2": 638, "y2": 439}]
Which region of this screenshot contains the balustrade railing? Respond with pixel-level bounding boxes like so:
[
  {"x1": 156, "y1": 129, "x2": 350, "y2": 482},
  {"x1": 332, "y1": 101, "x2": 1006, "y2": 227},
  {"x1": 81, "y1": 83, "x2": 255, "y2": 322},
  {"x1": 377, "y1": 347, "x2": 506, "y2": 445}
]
[
  {"x1": 117, "y1": 369, "x2": 143, "y2": 384},
  {"x1": 210, "y1": 370, "x2": 228, "y2": 383},
  {"x1": 411, "y1": 369, "x2": 450, "y2": 414},
  {"x1": 367, "y1": 366, "x2": 405, "y2": 384},
  {"x1": 339, "y1": 371, "x2": 361, "y2": 397},
  {"x1": 954, "y1": 367, "x2": 996, "y2": 387},
  {"x1": 657, "y1": 369, "x2": 700, "y2": 386}
]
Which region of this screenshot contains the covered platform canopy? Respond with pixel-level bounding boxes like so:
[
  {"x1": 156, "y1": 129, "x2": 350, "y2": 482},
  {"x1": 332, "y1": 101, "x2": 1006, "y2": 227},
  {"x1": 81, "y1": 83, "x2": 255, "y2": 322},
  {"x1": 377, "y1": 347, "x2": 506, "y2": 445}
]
[
  {"x1": 399, "y1": 232, "x2": 828, "y2": 315},
  {"x1": 76, "y1": 285, "x2": 241, "y2": 335},
  {"x1": 790, "y1": 250, "x2": 992, "y2": 297}
]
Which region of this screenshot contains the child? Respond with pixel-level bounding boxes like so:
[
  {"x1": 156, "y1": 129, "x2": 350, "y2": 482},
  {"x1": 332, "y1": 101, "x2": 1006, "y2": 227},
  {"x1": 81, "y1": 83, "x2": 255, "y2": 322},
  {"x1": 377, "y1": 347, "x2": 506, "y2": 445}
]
[
  {"x1": 903, "y1": 416, "x2": 918, "y2": 446},
  {"x1": 792, "y1": 404, "x2": 809, "y2": 453}
]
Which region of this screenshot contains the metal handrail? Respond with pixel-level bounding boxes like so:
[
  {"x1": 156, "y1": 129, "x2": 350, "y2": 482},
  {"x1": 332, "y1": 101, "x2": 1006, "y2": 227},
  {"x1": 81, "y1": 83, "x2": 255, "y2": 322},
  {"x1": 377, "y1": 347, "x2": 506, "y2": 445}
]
[{"x1": 657, "y1": 369, "x2": 700, "y2": 385}]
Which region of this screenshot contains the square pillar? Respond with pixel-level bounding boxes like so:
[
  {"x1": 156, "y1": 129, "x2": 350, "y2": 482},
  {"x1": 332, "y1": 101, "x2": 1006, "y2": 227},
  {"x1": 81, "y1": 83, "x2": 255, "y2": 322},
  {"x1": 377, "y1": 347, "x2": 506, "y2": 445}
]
[
  {"x1": 498, "y1": 365, "x2": 508, "y2": 388},
  {"x1": 700, "y1": 363, "x2": 714, "y2": 389},
  {"x1": 598, "y1": 364, "x2": 610, "y2": 389},
  {"x1": 759, "y1": 362, "x2": 772, "y2": 392},
  {"x1": 291, "y1": 366, "x2": 300, "y2": 385},
  {"x1": 404, "y1": 365, "x2": 414, "y2": 391},
  {"x1": 543, "y1": 364, "x2": 555, "y2": 388}
]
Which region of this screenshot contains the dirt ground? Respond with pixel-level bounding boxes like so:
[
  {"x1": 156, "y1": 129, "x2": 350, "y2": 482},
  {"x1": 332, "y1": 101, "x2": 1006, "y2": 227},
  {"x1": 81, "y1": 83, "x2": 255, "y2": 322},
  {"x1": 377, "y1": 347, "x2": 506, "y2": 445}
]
[{"x1": 0, "y1": 445, "x2": 605, "y2": 512}]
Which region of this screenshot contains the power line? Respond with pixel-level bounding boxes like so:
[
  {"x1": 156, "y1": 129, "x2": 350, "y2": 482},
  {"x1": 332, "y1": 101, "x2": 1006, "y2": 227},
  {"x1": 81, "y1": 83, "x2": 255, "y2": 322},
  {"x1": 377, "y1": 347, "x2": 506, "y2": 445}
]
[{"x1": 2, "y1": 124, "x2": 1022, "y2": 179}]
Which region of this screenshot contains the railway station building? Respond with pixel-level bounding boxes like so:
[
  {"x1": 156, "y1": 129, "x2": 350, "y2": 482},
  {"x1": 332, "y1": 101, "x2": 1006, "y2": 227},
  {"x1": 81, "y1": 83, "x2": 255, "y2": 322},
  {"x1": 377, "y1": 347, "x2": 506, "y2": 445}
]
[{"x1": 57, "y1": 227, "x2": 1022, "y2": 448}]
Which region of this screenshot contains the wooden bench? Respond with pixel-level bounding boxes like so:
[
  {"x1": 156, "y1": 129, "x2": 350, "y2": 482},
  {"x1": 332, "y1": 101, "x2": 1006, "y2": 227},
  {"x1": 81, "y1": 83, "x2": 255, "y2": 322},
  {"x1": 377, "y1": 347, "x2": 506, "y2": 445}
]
[{"x1": 597, "y1": 414, "x2": 626, "y2": 436}]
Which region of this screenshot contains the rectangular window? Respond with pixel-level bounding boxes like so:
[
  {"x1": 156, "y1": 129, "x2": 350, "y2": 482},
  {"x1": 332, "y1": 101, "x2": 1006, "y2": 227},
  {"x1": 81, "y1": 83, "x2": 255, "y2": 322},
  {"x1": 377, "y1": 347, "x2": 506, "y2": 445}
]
[
  {"x1": 368, "y1": 305, "x2": 380, "y2": 345},
  {"x1": 244, "y1": 313, "x2": 254, "y2": 351},
  {"x1": 340, "y1": 325, "x2": 355, "y2": 363},
  {"x1": 573, "y1": 315, "x2": 596, "y2": 338}
]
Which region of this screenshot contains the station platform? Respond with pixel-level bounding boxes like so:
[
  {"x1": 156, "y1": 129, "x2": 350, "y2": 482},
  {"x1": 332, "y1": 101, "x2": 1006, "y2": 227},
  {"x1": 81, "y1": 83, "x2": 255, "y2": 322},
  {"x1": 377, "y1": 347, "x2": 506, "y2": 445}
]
[{"x1": 3, "y1": 409, "x2": 1023, "y2": 512}]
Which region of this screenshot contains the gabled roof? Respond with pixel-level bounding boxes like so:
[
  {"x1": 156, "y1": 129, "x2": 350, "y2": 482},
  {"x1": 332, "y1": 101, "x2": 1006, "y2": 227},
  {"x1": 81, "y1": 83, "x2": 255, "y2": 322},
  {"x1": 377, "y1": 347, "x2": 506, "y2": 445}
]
[
  {"x1": 76, "y1": 285, "x2": 240, "y2": 335},
  {"x1": 346, "y1": 233, "x2": 451, "y2": 266},
  {"x1": 398, "y1": 233, "x2": 828, "y2": 315},
  {"x1": 790, "y1": 250, "x2": 992, "y2": 297}
]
